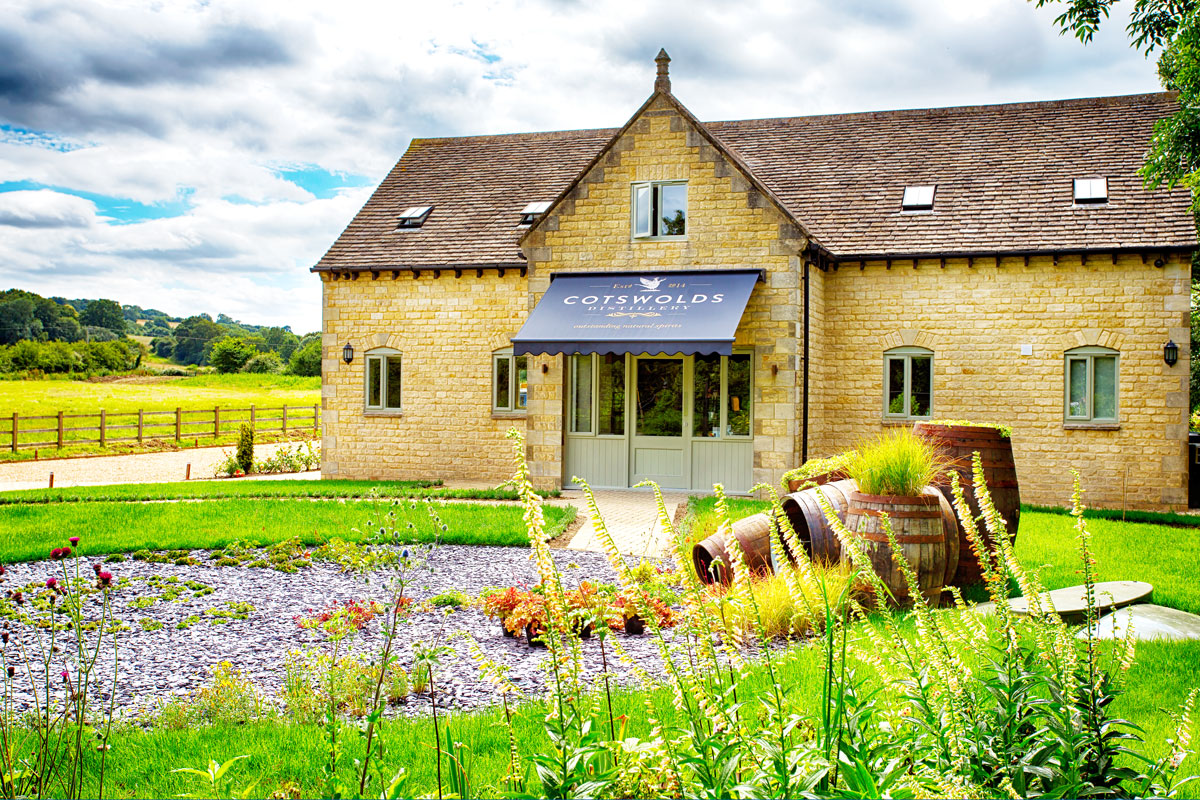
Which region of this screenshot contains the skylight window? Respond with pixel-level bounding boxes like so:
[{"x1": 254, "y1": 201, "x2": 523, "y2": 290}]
[
  {"x1": 1073, "y1": 178, "x2": 1108, "y2": 204},
  {"x1": 519, "y1": 201, "x2": 552, "y2": 226},
  {"x1": 396, "y1": 205, "x2": 433, "y2": 229},
  {"x1": 901, "y1": 185, "x2": 935, "y2": 211}
]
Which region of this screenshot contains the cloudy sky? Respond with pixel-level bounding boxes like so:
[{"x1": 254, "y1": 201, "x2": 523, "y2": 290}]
[{"x1": 0, "y1": 0, "x2": 1161, "y2": 332}]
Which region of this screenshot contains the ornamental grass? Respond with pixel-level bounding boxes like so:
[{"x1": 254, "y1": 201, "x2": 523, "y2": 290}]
[{"x1": 846, "y1": 427, "x2": 948, "y2": 496}]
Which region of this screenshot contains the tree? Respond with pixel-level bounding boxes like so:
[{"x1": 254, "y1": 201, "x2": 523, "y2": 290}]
[
  {"x1": 150, "y1": 336, "x2": 176, "y2": 358},
  {"x1": 241, "y1": 351, "x2": 283, "y2": 373},
  {"x1": 171, "y1": 315, "x2": 225, "y2": 365},
  {"x1": 288, "y1": 338, "x2": 322, "y2": 376},
  {"x1": 0, "y1": 297, "x2": 43, "y2": 344},
  {"x1": 79, "y1": 299, "x2": 125, "y2": 334},
  {"x1": 208, "y1": 336, "x2": 258, "y2": 374},
  {"x1": 260, "y1": 326, "x2": 301, "y2": 361}
]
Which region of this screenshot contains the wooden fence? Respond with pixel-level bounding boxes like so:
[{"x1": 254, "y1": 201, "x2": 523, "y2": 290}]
[{"x1": 2, "y1": 405, "x2": 320, "y2": 453}]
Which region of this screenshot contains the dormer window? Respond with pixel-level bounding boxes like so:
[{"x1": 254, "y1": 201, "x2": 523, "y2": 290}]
[
  {"x1": 519, "y1": 201, "x2": 552, "y2": 226},
  {"x1": 396, "y1": 205, "x2": 433, "y2": 229},
  {"x1": 1074, "y1": 178, "x2": 1108, "y2": 204},
  {"x1": 901, "y1": 185, "x2": 935, "y2": 211}
]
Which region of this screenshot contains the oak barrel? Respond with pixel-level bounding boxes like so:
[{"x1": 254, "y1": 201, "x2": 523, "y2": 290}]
[
  {"x1": 692, "y1": 512, "x2": 776, "y2": 585},
  {"x1": 913, "y1": 422, "x2": 1020, "y2": 586},
  {"x1": 844, "y1": 490, "x2": 949, "y2": 608},
  {"x1": 786, "y1": 468, "x2": 850, "y2": 494},
  {"x1": 779, "y1": 479, "x2": 857, "y2": 565}
]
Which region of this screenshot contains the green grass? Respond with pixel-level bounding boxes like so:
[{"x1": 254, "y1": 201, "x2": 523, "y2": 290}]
[
  {"x1": 0, "y1": 374, "x2": 320, "y2": 461},
  {"x1": 0, "y1": 499, "x2": 574, "y2": 563},
  {"x1": 0, "y1": 478, "x2": 558, "y2": 504},
  {"x1": 64, "y1": 637, "x2": 1199, "y2": 799},
  {"x1": 846, "y1": 428, "x2": 945, "y2": 496}
]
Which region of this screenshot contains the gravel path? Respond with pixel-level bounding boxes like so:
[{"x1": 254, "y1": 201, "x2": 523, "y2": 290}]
[
  {"x1": 0, "y1": 442, "x2": 318, "y2": 491},
  {"x1": 0, "y1": 545, "x2": 675, "y2": 719}
]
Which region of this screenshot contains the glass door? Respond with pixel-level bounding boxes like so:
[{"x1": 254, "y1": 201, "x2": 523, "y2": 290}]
[{"x1": 629, "y1": 355, "x2": 688, "y2": 488}]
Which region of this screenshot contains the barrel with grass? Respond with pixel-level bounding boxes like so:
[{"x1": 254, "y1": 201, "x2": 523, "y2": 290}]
[
  {"x1": 913, "y1": 421, "x2": 1020, "y2": 586},
  {"x1": 783, "y1": 451, "x2": 857, "y2": 493}
]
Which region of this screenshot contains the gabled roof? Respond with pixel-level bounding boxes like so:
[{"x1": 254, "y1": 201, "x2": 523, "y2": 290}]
[{"x1": 314, "y1": 91, "x2": 1195, "y2": 273}]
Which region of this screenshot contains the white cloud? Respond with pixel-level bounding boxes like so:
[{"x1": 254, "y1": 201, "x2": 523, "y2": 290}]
[
  {"x1": 0, "y1": 190, "x2": 97, "y2": 228},
  {"x1": 0, "y1": 0, "x2": 1163, "y2": 331}
]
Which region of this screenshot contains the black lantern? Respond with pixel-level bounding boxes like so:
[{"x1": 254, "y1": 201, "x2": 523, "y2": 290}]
[
  {"x1": 342, "y1": 342, "x2": 354, "y2": 364},
  {"x1": 1164, "y1": 339, "x2": 1179, "y2": 367}
]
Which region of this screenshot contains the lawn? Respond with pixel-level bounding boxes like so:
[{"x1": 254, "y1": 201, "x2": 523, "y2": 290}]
[
  {"x1": 67, "y1": 636, "x2": 1200, "y2": 799},
  {"x1": 0, "y1": 478, "x2": 557, "y2": 504},
  {"x1": 0, "y1": 373, "x2": 321, "y2": 460},
  {"x1": 0, "y1": 498, "x2": 574, "y2": 562}
]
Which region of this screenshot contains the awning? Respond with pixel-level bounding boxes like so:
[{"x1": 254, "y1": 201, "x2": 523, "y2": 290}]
[{"x1": 513, "y1": 269, "x2": 762, "y2": 357}]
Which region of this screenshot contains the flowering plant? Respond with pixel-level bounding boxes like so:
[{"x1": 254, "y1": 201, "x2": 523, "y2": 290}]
[
  {"x1": 614, "y1": 588, "x2": 676, "y2": 629},
  {"x1": 481, "y1": 586, "x2": 526, "y2": 624},
  {"x1": 296, "y1": 599, "x2": 384, "y2": 639}
]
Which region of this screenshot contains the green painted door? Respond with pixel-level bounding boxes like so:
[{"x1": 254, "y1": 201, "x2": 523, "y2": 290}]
[{"x1": 630, "y1": 355, "x2": 688, "y2": 488}]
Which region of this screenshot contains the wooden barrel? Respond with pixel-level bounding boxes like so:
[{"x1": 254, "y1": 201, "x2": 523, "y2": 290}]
[
  {"x1": 779, "y1": 479, "x2": 857, "y2": 564},
  {"x1": 844, "y1": 490, "x2": 948, "y2": 608},
  {"x1": 786, "y1": 468, "x2": 850, "y2": 494},
  {"x1": 912, "y1": 422, "x2": 1020, "y2": 586},
  {"x1": 692, "y1": 512, "x2": 776, "y2": 585}
]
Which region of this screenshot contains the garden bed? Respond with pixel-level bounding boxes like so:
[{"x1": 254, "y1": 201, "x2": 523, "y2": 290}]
[{"x1": 0, "y1": 544, "x2": 673, "y2": 719}]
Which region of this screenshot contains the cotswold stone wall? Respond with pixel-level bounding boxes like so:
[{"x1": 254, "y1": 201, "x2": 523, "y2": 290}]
[
  {"x1": 811, "y1": 254, "x2": 1191, "y2": 510},
  {"x1": 319, "y1": 270, "x2": 529, "y2": 483},
  {"x1": 521, "y1": 94, "x2": 809, "y2": 490}
]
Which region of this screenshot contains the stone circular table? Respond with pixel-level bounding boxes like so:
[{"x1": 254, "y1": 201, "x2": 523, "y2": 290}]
[{"x1": 1009, "y1": 580, "x2": 1153, "y2": 623}]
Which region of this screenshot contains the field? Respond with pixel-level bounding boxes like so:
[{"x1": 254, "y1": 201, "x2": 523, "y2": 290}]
[{"x1": 0, "y1": 373, "x2": 320, "y2": 460}]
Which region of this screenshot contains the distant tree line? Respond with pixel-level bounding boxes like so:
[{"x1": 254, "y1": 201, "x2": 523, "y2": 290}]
[{"x1": 0, "y1": 288, "x2": 319, "y2": 377}]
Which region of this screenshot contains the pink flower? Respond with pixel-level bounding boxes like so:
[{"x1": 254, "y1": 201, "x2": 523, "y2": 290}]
[
  {"x1": 45, "y1": 578, "x2": 56, "y2": 589},
  {"x1": 60, "y1": 670, "x2": 68, "y2": 683},
  {"x1": 68, "y1": 537, "x2": 80, "y2": 547},
  {"x1": 97, "y1": 572, "x2": 112, "y2": 588},
  {"x1": 50, "y1": 548, "x2": 62, "y2": 560}
]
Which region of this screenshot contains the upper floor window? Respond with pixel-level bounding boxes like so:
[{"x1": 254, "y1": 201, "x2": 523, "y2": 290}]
[
  {"x1": 883, "y1": 346, "x2": 933, "y2": 420},
  {"x1": 492, "y1": 348, "x2": 528, "y2": 413},
  {"x1": 396, "y1": 206, "x2": 433, "y2": 229},
  {"x1": 1065, "y1": 346, "x2": 1118, "y2": 423},
  {"x1": 901, "y1": 185, "x2": 936, "y2": 211},
  {"x1": 632, "y1": 181, "x2": 687, "y2": 239},
  {"x1": 365, "y1": 348, "x2": 402, "y2": 412}
]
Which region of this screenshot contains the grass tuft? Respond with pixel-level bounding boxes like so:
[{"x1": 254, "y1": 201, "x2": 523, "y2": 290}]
[{"x1": 846, "y1": 429, "x2": 945, "y2": 496}]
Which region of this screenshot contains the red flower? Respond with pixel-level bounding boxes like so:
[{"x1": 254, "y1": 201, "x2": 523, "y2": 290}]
[
  {"x1": 50, "y1": 548, "x2": 62, "y2": 560},
  {"x1": 68, "y1": 537, "x2": 80, "y2": 546},
  {"x1": 92, "y1": 563, "x2": 101, "y2": 575},
  {"x1": 60, "y1": 670, "x2": 68, "y2": 683},
  {"x1": 97, "y1": 572, "x2": 113, "y2": 588},
  {"x1": 45, "y1": 578, "x2": 57, "y2": 589}
]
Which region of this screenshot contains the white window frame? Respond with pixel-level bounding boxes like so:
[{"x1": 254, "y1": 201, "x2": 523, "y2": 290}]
[
  {"x1": 901, "y1": 185, "x2": 936, "y2": 211},
  {"x1": 365, "y1": 347, "x2": 402, "y2": 412},
  {"x1": 1064, "y1": 346, "x2": 1119, "y2": 424},
  {"x1": 631, "y1": 180, "x2": 687, "y2": 240},
  {"x1": 690, "y1": 351, "x2": 753, "y2": 439},
  {"x1": 1073, "y1": 178, "x2": 1108, "y2": 204},
  {"x1": 492, "y1": 348, "x2": 528, "y2": 413},
  {"x1": 883, "y1": 346, "x2": 934, "y2": 421}
]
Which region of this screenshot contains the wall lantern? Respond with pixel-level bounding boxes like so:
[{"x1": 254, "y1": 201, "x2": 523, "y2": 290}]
[
  {"x1": 1164, "y1": 339, "x2": 1179, "y2": 367},
  {"x1": 342, "y1": 342, "x2": 354, "y2": 364}
]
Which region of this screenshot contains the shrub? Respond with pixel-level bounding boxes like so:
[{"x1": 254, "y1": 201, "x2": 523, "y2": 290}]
[
  {"x1": 236, "y1": 423, "x2": 254, "y2": 474},
  {"x1": 924, "y1": 418, "x2": 1013, "y2": 438},
  {"x1": 288, "y1": 338, "x2": 321, "y2": 376},
  {"x1": 847, "y1": 428, "x2": 945, "y2": 496},
  {"x1": 208, "y1": 336, "x2": 258, "y2": 374},
  {"x1": 241, "y1": 351, "x2": 283, "y2": 374}
]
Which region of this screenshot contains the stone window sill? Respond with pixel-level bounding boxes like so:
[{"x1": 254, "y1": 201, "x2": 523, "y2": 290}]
[
  {"x1": 364, "y1": 410, "x2": 404, "y2": 418},
  {"x1": 1063, "y1": 422, "x2": 1120, "y2": 431},
  {"x1": 880, "y1": 419, "x2": 922, "y2": 427},
  {"x1": 491, "y1": 411, "x2": 528, "y2": 420}
]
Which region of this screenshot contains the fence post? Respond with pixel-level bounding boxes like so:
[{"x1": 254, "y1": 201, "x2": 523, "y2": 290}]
[
  {"x1": 10, "y1": 413, "x2": 16, "y2": 454},
  {"x1": 57, "y1": 411, "x2": 63, "y2": 449},
  {"x1": 250, "y1": 404, "x2": 256, "y2": 428},
  {"x1": 137, "y1": 409, "x2": 144, "y2": 444},
  {"x1": 214, "y1": 406, "x2": 220, "y2": 439},
  {"x1": 282, "y1": 405, "x2": 288, "y2": 434},
  {"x1": 175, "y1": 407, "x2": 181, "y2": 442},
  {"x1": 313, "y1": 404, "x2": 319, "y2": 431},
  {"x1": 99, "y1": 410, "x2": 106, "y2": 447}
]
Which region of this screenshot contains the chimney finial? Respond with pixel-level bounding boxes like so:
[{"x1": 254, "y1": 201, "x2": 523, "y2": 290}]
[{"x1": 654, "y1": 48, "x2": 671, "y2": 94}]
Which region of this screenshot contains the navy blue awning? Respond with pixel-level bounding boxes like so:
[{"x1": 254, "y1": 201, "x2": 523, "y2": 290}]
[{"x1": 513, "y1": 269, "x2": 762, "y2": 357}]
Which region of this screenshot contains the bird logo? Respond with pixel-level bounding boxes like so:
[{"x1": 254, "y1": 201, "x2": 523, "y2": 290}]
[{"x1": 638, "y1": 276, "x2": 663, "y2": 290}]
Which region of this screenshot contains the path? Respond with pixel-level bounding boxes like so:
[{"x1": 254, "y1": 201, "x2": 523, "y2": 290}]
[
  {"x1": 0, "y1": 442, "x2": 314, "y2": 491},
  {"x1": 563, "y1": 488, "x2": 694, "y2": 558}
]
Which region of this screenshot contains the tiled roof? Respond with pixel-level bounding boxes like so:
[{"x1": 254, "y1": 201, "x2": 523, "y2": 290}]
[{"x1": 314, "y1": 92, "x2": 1195, "y2": 271}]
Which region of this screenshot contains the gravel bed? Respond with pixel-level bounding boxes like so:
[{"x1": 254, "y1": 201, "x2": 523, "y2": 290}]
[{"x1": 0, "y1": 545, "x2": 675, "y2": 719}]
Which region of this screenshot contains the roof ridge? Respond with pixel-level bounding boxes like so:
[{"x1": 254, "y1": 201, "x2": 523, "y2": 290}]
[
  {"x1": 705, "y1": 91, "x2": 1177, "y2": 128},
  {"x1": 409, "y1": 127, "x2": 619, "y2": 145}
]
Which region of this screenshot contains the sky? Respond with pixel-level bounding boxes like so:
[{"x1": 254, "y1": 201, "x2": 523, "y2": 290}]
[{"x1": 0, "y1": 0, "x2": 1163, "y2": 333}]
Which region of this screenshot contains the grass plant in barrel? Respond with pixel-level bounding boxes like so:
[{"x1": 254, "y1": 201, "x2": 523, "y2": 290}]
[
  {"x1": 843, "y1": 430, "x2": 956, "y2": 608},
  {"x1": 913, "y1": 420, "x2": 1019, "y2": 585}
]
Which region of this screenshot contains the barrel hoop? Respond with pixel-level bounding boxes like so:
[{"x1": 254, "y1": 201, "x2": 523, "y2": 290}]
[
  {"x1": 847, "y1": 491, "x2": 939, "y2": 505},
  {"x1": 854, "y1": 531, "x2": 946, "y2": 544},
  {"x1": 847, "y1": 508, "x2": 942, "y2": 519}
]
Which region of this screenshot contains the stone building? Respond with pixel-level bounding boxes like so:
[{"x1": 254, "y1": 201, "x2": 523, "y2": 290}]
[{"x1": 313, "y1": 52, "x2": 1196, "y2": 511}]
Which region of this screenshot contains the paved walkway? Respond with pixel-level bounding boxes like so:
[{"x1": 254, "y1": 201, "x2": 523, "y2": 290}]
[
  {"x1": 0, "y1": 442, "x2": 312, "y2": 491},
  {"x1": 562, "y1": 488, "x2": 693, "y2": 557}
]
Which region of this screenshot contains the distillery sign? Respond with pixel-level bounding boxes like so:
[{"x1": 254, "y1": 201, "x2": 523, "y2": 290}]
[{"x1": 512, "y1": 269, "x2": 761, "y2": 357}]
